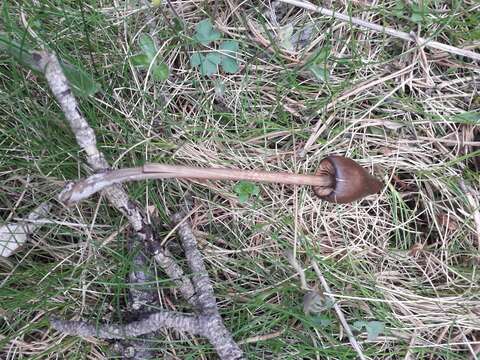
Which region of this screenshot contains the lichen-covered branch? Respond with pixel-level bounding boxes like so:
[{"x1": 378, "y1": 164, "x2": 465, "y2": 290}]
[
  {"x1": 34, "y1": 50, "x2": 243, "y2": 360},
  {"x1": 33, "y1": 51, "x2": 196, "y2": 305},
  {"x1": 172, "y1": 213, "x2": 244, "y2": 360},
  {"x1": 50, "y1": 312, "x2": 202, "y2": 339},
  {"x1": 172, "y1": 213, "x2": 217, "y2": 314}
]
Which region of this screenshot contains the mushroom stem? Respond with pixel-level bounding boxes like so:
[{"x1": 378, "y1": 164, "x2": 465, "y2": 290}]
[
  {"x1": 142, "y1": 164, "x2": 332, "y2": 187},
  {"x1": 58, "y1": 156, "x2": 383, "y2": 205}
]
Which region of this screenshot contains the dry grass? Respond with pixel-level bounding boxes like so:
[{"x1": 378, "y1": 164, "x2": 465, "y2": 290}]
[{"x1": 1, "y1": 0, "x2": 479, "y2": 359}]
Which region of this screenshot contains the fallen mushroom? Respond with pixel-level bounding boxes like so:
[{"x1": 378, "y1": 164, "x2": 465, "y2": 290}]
[{"x1": 59, "y1": 155, "x2": 382, "y2": 205}]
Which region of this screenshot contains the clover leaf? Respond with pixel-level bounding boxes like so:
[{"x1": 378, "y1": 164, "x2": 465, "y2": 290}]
[
  {"x1": 194, "y1": 19, "x2": 221, "y2": 46},
  {"x1": 130, "y1": 34, "x2": 169, "y2": 81},
  {"x1": 219, "y1": 40, "x2": 240, "y2": 73}
]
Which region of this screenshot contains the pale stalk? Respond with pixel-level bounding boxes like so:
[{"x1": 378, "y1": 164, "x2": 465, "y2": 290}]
[{"x1": 59, "y1": 164, "x2": 333, "y2": 205}]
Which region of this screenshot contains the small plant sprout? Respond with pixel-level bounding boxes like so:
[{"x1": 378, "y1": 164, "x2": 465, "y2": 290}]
[
  {"x1": 59, "y1": 155, "x2": 383, "y2": 206},
  {"x1": 233, "y1": 181, "x2": 260, "y2": 203},
  {"x1": 190, "y1": 19, "x2": 240, "y2": 76},
  {"x1": 130, "y1": 34, "x2": 169, "y2": 81}
]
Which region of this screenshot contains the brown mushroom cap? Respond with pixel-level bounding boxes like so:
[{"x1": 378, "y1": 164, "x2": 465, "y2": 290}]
[{"x1": 313, "y1": 156, "x2": 383, "y2": 203}]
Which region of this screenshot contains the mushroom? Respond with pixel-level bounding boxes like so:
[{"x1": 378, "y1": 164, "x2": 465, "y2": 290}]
[
  {"x1": 314, "y1": 156, "x2": 383, "y2": 204},
  {"x1": 59, "y1": 155, "x2": 382, "y2": 205}
]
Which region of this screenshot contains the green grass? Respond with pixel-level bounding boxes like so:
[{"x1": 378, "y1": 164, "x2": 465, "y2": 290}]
[{"x1": 1, "y1": 0, "x2": 480, "y2": 359}]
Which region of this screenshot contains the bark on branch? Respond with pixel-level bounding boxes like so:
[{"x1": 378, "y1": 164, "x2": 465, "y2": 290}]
[
  {"x1": 51, "y1": 312, "x2": 202, "y2": 339},
  {"x1": 32, "y1": 50, "x2": 243, "y2": 359}
]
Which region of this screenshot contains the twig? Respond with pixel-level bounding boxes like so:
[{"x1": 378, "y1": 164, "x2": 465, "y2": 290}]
[
  {"x1": 284, "y1": 250, "x2": 309, "y2": 290},
  {"x1": 0, "y1": 202, "x2": 51, "y2": 258},
  {"x1": 311, "y1": 260, "x2": 367, "y2": 360},
  {"x1": 172, "y1": 213, "x2": 244, "y2": 360},
  {"x1": 459, "y1": 180, "x2": 480, "y2": 249},
  {"x1": 50, "y1": 312, "x2": 202, "y2": 339},
  {"x1": 238, "y1": 329, "x2": 285, "y2": 345},
  {"x1": 33, "y1": 50, "x2": 199, "y2": 358},
  {"x1": 32, "y1": 51, "x2": 197, "y2": 306},
  {"x1": 279, "y1": 0, "x2": 480, "y2": 62},
  {"x1": 51, "y1": 213, "x2": 245, "y2": 360}
]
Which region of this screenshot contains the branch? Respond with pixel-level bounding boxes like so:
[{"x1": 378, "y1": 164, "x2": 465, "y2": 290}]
[
  {"x1": 33, "y1": 51, "x2": 196, "y2": 305},
  {"x1": 279, "y1": 0, "x2": 480, "y2": 62},
  {"x1": 311, "y1": 261, "x2": 366, "y2": 360},
  {"x1": 50, "y1": 312, "x2": 202, "y2": 339},
  {"x1": 172, "y1": 213, "x2": 244, "y2": 360}
]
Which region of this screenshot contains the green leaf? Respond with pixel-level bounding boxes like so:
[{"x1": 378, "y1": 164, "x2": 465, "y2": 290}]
[
  {"x1": 234, "y1": 181, "x2": 260, "y2": 202},
  {"x1": 353, "y1": 320, "x2": 367, "y2": 331},
  {"x1": 139, "y1": 34, "x2": 157, "y2": 60},
  {"x1": 311, "y1": 315, "x2": 332, "y2": 328},
  {"x1": 190, "y1": 52, "x2": 202, "y2": 67},
  {"x1": 206, "y1": 52, "x2": 222, "y2": 64},
  {"x1": 309, "y1": 64, "x2": 329, "y2": 82},
  {"x1": 219, "y1": 41, "x2": 240, "y2": 73},
  {"x1": 152, "y1": 62, "x2": 169, "y2": 81},
  {"x1": 130, "y1": 54, "x2": 150, "y2": 67},
  {"x1": 194, "y1": 19, "x2": 221, "y2": 46},
  {"x1": 61, "y1": 62, "x2": 101, "y2": 97},
  {"x1": 0, "y1": 35, "x2": 100, "y2": 96},
  {"x1": 452, "y1": 111, "x2": 480, "y2": 124},
  {"x1": 365, "y1": 321, "x2": 385, "y2": 341},
  {"x1": 199, "y1": 53, "x2": 219, "y2": 76},
  {"x1": 221, "y1": 57, "x2": 239, "y2": 73},
  {"x1": 219, "y1": 40, "x2": 239, "y2": 53},
  {"x1": 238, "y1": 193, "x2": 249, "y2": 203},
  {"x1": 315, "y1": 46, "x2": 331, "y2": 62},
  {"x1": 410, "y1": 4, "x2": 427, "y2": 23},
  {"x1": 393, "y1": 3, "x2": 405, "y2": 18}
]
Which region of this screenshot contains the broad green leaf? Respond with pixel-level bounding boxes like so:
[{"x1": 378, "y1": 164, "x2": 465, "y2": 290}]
[
  {"x1": 61, "y1": 62, "x2": 101, "y2": 97},
  {"x1": 452, "y1": 111, "x2": 480, "y2": 124},
  {"x1": 200, "y1": 60, "x2": 217, "y2": 76},
  {"x1": 238, "y1": 193, "x2": 249, "y2": 203},
  {"x1": 221, "y1": 57, "x2": 239, "y2": 73},
  {"x1": 219, "y1": 40, "x2": 240, "y2": 73},
  {"x1": 219, "y1": 40, "x2": 239, "y2": 53},
  {"x1": 194, "y1": 19, "x2": 221, "y2": 46},
  {"x1": 353, "y1": 320, "x2": 367, "y2": 331},
  {"x1": 139, "y1": 34, "x2": 157, "y2": 59},
  {"x1": 199, "y1": 54, "x2": 219, "y2": 76},
  {"x1": 393, "y1": 3, "x2": 405, "y2": 17},
  {"x1": 410, "y1": 4, "x2": 427, "y2": 23},
  {"x1": 190, "y1": 52, "x2": 203, "y2": 67},
  {"x1": 130, "y1": 54, "x2": 150, "y2": 67},
  {"x1": 311, "y1": 315, "x2": 332, "y2": 328},
  {"x1": 410, "y1": 11, "x2": 423, "y2": 23},
  {"x1": 152, "y1": 62, "x2": 169, "y2": 81},
  {"x1": 366, "y1": 321, "x2": 385, "y2": 341},
  {"x1": 315, "y1": 46, "x2": 331, "y2": 62},
  {"x1": 206, "y1": 52, "x2": 222, "y2": 64},
  {"x1": 234, "y1": 181, "x2": 260, "y2": 202}
]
